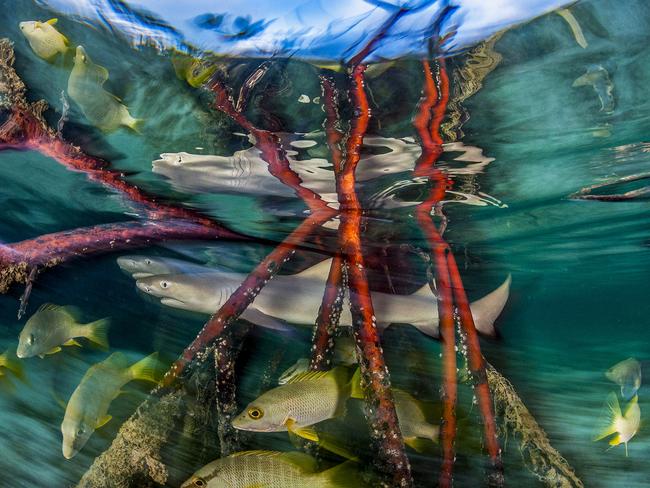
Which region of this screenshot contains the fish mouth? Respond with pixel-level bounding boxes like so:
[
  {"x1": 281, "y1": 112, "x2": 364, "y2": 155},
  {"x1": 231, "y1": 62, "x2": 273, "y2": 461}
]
[
  {"x1": 62, "y1": 443, "x2": 78, "y2": 460},
  {"x1": 132, "y1": 272, "x2": 154, "y2": 279}
]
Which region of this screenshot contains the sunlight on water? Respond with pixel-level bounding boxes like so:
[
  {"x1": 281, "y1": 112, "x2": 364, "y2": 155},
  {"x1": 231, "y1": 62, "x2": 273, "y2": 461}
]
[{"x1": 0, "y1": 0, "x2": 649, "y2": 487}]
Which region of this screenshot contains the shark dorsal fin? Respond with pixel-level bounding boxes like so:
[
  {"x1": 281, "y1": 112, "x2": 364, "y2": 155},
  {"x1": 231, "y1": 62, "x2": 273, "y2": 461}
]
[{"x1": 295, "y1": 258, "x2": 333, "y2": 279}]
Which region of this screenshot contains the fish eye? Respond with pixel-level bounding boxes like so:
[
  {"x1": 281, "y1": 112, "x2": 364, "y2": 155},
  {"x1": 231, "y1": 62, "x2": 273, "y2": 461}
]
[
  {"x1": 77, "y1": 427, "x2": 85, "y2": 436},
  {"x1": 160, "y1": 281, "x2": 169, "y2": 289},
  {"x1": 27, "y1": 333, "x2": 35, "y2": 345},
  {"x1": 191, "y1": 477, "x2": 207, "y2": 487},
  {"x1": 247, "y1": 407, "x2": 264, "y2": 420},
  {"x1": 145, "y1": 259, "x2": 152, "y2": 265}
]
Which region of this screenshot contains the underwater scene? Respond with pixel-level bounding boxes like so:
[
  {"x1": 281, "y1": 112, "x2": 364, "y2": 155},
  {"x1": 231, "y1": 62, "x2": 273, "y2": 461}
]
[{"x1": 0, "y1": 0, "x2": 649, "y2": 486}]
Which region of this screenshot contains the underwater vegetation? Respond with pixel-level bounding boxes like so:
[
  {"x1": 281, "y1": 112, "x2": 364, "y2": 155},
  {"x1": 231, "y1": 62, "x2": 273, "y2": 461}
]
[{"x1": 1, "y1": 0, "x2": 650, "y2": 487}]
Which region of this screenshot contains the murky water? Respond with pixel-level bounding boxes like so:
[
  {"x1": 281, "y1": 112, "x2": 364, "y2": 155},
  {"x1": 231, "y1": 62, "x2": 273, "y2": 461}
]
[{"x1": 1, "y1": 0, "x2": 649, "y2": 486}]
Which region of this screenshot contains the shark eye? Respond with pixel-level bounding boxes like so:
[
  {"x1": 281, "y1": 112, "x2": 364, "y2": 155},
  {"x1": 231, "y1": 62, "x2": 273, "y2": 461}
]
[
  {"x1": 192, "y1": 477, "x2": 207, "y2": 487},
  {"x1": 145, "y1": 259, "x2": 152, "y2": 265},
  {"x1": 160, "y1": 281, "x2": 169, "y2": 289},
  {"x1": 27, "y1": 333, "x2": 35, "y2": 345},
  {"x1": 247, "y1": 407, "x2": 264, "y2": 420}
]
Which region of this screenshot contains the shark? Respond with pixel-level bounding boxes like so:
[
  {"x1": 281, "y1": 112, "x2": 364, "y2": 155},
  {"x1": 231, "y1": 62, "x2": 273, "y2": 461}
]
[{"x1": 127, "y1": 256, "x2": 511, "y2": 339}]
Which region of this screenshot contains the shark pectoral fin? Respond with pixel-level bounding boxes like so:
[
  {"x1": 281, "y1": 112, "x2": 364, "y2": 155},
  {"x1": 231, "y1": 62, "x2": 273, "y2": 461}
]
[
  {"x1": 285, "y1": 419, "x2": 320, "y2": 443},
  {"x1": 469, "y1": 274, "x2": 511, "y2": 336},
  {"x1": 241, "y1": 308, "x2": 293, "y2": 333},
  {"x1": 160, "y1": 298, "x2": 188, "y2": 309},
  {"x1": 63, "y1": 339, "x2": 83, "y2": 347},
  {"x1": 44, "y1": 346, "x2": 62, "y2": 356},
  {"x1": 96, "y1": 415, "x2": 112, "y2": 429}
]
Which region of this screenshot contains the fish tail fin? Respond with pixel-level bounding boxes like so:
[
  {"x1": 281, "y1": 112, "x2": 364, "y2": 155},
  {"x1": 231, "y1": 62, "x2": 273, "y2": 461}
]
[
  {"x1": 1, "y1": 353, "x2": 26, "y2": 382},
  {"x1": 128, "y1": 352, "x2": 161, "y2": 383},
  {"x1": 556, "y1": 8, "x2": 588, "y2": 49},
  {"x1": 469, "y1": 274, "x2": 512, "y2": 336},
  {"x1": 318, "y1": 460, "x2": 367, "y2": 487},
  {"x1": 404, "y1": 436, "x2": 437, "y2": 454},
  {"x1": 85, "y1": 318, "x2": 110, "y2": 350},
  {"x1": 125, "y1": 116, "x2": 145, "y2": 134},
  {"x1": 593, "y1": 392, "x2": 622, "y2": 441},
  {"x1": 349, "y1": 367, "x2": 364, "y2": 400}
]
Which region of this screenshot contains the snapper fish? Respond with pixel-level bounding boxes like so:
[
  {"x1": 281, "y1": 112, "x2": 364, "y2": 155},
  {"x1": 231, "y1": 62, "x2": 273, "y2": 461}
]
[
  {"x1": 278, "y1": 360, "x2": 439, "y2": 451},
  {"x1": 606, "y1": 358, "x2": 642, "y2": 400},
  {"x1": 573, "y1": 65, "x2": 615, "y2": 114},
  {"x1": 233, "y1": 367, "x2": 356, "y2": 444},
  {"x1": 68, "y1": 46, "x2": 143, "y2": 132},
  {"x1": 19, "y1": 18, "x2": 69, "y2": 61},
  {"x1": 61, "y1": 351, "x2": 159, "y2": 459},
  {"x1": 133, "y1": 258, "x2": 511, "y2": 339},
  {"x1": 17, "y1": 304, "x2": 109, "y2": 359},
  {"x1": 181, "y1": 450, "x2": 367, "y2": 488},
  {"x1": 593, "y1": 393, "x2": 640, "y2": 456}
]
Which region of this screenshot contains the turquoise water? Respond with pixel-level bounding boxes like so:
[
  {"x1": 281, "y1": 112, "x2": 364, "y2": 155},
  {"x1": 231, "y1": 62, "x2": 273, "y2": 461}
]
[{"x1": 1, "y1": 0, "x2": 650, "y2": 486}]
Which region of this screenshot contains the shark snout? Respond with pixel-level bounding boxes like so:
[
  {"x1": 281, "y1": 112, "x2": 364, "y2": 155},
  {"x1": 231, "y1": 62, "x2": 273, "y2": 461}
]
[{"x1": 136, "y1": 280, "x2": 154, "y2": 294}]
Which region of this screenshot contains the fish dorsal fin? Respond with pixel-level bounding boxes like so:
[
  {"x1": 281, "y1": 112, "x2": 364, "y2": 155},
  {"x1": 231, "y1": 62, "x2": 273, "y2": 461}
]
[
  {"x1": 278, "y1": 451, "x2": 319, "y2": 472},
  {"x1": 46, "y1": 18, "x2": 58, "y2": 25},
  {"x1": 285, "y1": 370, "x2": 329, "y2": 384},
  {"x1": 295, "y1": 258, "x2": 333, "y2": 280},
  {"x1": 37, "y1": 303, "x2": 62, "y2": 313},
  {"x1": 231, "y1": 450, "x2": 281, "y2": 459}
]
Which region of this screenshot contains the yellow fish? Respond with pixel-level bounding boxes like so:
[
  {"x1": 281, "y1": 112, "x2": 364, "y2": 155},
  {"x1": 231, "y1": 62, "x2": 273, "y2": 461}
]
[
  {"x1": 61, "y1": 351, "x2": 159, "y2": 458},
  {"x1": 0, "y1": 347, "x2": 26, "y2": 384},
  {"x1": 19, "y1": 18, "x2": 70, "y2": 61},
  {"x1": 171, "y1": 51, "x2": 218, "y2": 88},
  {"x1": 67, "y1": 46, "x2": 143, "y2": 132},
  {"x1": 17, "y1": 304, "x2": 109, "y2": 359},
  {"x1": 594, "y1": 392, "x2": 640, "y2": 456},
  {"x1": 181, "y1": 450, "x2": 367, "y2": 487},
  {"x1": 233, "y1": 366, "x2": 354, "y2": 443}
]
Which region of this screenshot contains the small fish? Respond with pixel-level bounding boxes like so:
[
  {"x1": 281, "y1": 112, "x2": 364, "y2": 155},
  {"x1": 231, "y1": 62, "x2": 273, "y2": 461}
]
[
  {"x1": 181, "y1": 450, "x2": 366, "y2": 487},
  {"x1": 61, "y1": 351, "x2": 159, "y2": 458},
  {"x1": 233, "y1": 367, "x2": 354, "y2": 442},
  {"x1": 573, "y1": 65, "x2": 615, "y2": 114},
  {"x1": 593, "y1": 393, "x2": 640, "y2": 456},
  {"x1": 392, "y1": 389, "x2": 439, "y2": 451},
  {"x1": 17, "y1": 304, "x2": 109, "y2": 359},
  {"x1": 0, "y1": 347, "x2": 26, "y2": 383},
  {"x1": 68, "y1": 46, "x2": 143, "y2": 132},
  {"x1": 606, "y1": 358, "x2": 642, "y2": 400},
  {"x1": 117, "y1": 255, "x2": 209, "y2": 279},
  {"x1": 170, "y1": 51, "x2": 218, "y2": 88},
  {"x1": 18, "y1": 18, "x2": 70, "y2": 61}
]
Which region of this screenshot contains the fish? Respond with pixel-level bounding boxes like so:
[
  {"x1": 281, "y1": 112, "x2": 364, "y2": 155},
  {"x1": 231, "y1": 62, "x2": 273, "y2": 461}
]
[
  {"x1": 593, "y1": 393, "x2": 640, "y2": 456},
  {"x1": 277, "y1": 360, "x2": 438, "y2": 451},
  {"x1": 17, "y1": 304, "x2": 109, "y2": 359},
  {"x1": 0, "y1": 347, "x2": 26, "y2": 383},
  {"x1": 133, "y1": 258, "x2": 511, "y2": 339},
  {"x1": 170, "y1": 51, "x2": 218, "y2": 88},
  {"x1": 232, "y1": 367, "x2": 354, "y2": 443},
  {"x1": 67, "y1": 46, "x2": 143, "y2": 132},
  {"x1": 606, "y1": 358, "x2": 642, "y2": 400},
  {"x1": 180, "y1": 450, "x2": 366, "y2": 487},
  {"x1": 61, "y1": 351, "x2": 159, "y2": 459},
  {"x1": 573, "y1": 65, "x2": 615, "y2": 114},
  {"x1": 18, "y1": 18, "x2": 70, "y2": 61},
  {"x1": 117, "y1": 255, "x2": 210, "y2": 279}
]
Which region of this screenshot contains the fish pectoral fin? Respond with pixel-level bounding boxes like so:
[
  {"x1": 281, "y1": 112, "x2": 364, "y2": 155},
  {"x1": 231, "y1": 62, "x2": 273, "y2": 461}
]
[
  {"x1": 46, "y1": 18, "x2": 58, "y2": 25},
  {"x1": 349, "y1": 367, "x2": 364, "y2": 400},
  {"x1": 44, "y1": 346, "x2": 62, "y2": 356},
  {"x1": 285, "y1": 419, "x2": 320, "y2": 443},
  {"x1": 63, "y1": 339, "x2": 83, "y2": 347},
  {"x1": 96, "y1": 415, "x2": 112, "y2": 429},
  {"x1": 608, "y1": 434, "x2": 621, "y2": 446}
]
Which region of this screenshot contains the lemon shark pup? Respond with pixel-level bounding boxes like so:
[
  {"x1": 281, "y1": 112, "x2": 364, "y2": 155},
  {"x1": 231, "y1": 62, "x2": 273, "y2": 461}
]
[{"x1": 126, "y1": 256, "x2": 511, "y2": 338}]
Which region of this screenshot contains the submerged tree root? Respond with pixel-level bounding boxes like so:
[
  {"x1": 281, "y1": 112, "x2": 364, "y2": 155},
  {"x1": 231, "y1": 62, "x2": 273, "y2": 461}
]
[
  {"x1": 486, "y1": 364, "x2": 584, "y2": 488},
  {"x1": 76, "y1": 390, "x2": 185, "y2": 488}
]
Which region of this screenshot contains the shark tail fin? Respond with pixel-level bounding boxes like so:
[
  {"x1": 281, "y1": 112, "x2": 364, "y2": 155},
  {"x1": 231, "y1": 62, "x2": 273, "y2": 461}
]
[
  {"x1": 469, "y1": 274, "x2": 511, "y2": 336},
  {"x1": 85, "y1": 318, "x2": 110, "y2": 350},
  {"x1": 128, "y1": 352, "x2": 161, "y2": 384}
]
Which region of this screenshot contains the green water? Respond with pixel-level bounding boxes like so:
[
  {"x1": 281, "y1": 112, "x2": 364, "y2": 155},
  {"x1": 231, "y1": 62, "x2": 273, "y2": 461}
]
[{"x1": 1, "y1": 0, "x2": 650, "y2": 486}]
